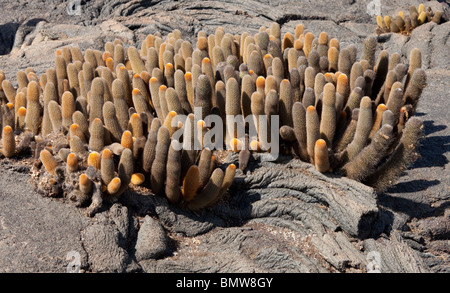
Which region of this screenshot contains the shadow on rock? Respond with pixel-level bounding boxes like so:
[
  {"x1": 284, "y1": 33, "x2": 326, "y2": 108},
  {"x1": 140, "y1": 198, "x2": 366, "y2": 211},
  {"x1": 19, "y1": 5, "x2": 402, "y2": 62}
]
[{"x1": 0, "y1": 22, "x2": 20, "y2": 55}]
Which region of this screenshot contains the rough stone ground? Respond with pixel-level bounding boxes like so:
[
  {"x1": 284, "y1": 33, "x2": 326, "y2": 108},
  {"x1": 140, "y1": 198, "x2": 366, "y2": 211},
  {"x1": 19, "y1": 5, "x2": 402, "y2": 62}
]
[{"x1": 0, "y1": 0, "x2": 449, "y2": 273}]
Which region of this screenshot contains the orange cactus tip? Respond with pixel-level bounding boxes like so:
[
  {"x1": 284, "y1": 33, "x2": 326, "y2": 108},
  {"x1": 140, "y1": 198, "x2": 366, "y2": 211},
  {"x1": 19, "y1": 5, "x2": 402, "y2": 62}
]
[
  {"x1": 66, "y1": 153, "x2": 78, "y2": 168},
  {"x1": 202, "y1": 57, "x2": 211, "y2": 64},
  {"x1": 228, "y1": 163, "x2": 237, "y2": 171},
  {"x1": 316, "y1": 139, "x2": 327, "y2": 148},
  {"x1": 256, "y1": 76, "x2": 265, "y2": 87},
  {"x1": 102, "y1": 148, "x2": 113, "y2": 159},
  {"x1": 106, "y1": 57, "x2": 113, "y2": 62},
  {"x1": 337, "y1": 73, "x2": 348, "y2": 84},
  {"x1": 377, "y1": 104, "x2": 387, "y2": 111},
  {"x1": 184, "y1": 72, "x2": 192, "y2": 81},
  {"x1": 121, "y1": 131, "x2": 133, "y2": 149},
  {"x1": 197, "y1": 120, "x2": 206, "y2": 128},
  {"x1": 88, "y1": 152, "x2": 101, "y2": 169},
  {"x1": 6, "y1": 103, "x2": 13, "y2": 110},
  {"x1": 131, "y1": 173, "x2": 145, "y2": 185},
  {"x1": 159, "y1": 85, "x2": 167, "y2": 91},
  {"x1": 249, "y1": 70, "x2": 254, "y2": 75},
  {"x1": 133, "y1": 73, "x2": 140, "y2": 79},
  {"x1": 306, "y1": 105, "x2": 316, "y2": 112},
  {"x1": 264, "y1": 54, "x2": 272, "y2": 59},
  {"x1": 132, "y1": 88, "x2": 141, "y2": 95},
  {"x1": 250, "y1": 140, "x2": 261, "y2": 151},
  {"x1": 122, "y1": 130, "x2": 133, "y2": 137},
  {"x1": 70, "y1": 124, "x2": 79, "y2": 131},
  {"x1": 119, "y1": 66, "x2": 126, "y2": 70},
  {"x1": 294, "y1": 39, "x2": 303, "y2": 50},
  {"x1": 165, "y1": 63, "x2": 174, "y2": 69},
  {"x1": 107, "y1": 177, "x2": 121, "y2": 194},
  {"x1": 150, "y1": 77, "x2": 159, "y2": 84},
  {"x1": 55, "y1": 49, "x2": 62, "y2": 56},
  {"x1": 131, "y1": 113, "x2": 140, "y2": 119},
  {"x1": 18, "y1": 107, "x2": 26, "y2": 116},
  {"x1": 230, "y1": 138, "x2": 242, "y2": 151},
  {"x1": 79, "y1": 174, "x2": 90, "y2": 185},
  {"x1": 67, "y1": 152, "x2": 77, "y2": 160},
  {"x1": 3, "y1": 125, "x2": 13, "y2": 134}
]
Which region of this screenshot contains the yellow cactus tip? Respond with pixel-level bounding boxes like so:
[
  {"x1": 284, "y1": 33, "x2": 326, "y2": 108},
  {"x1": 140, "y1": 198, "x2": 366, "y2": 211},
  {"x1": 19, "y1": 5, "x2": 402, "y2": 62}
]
[
  {"x1": 18, "y1": 107, "x2": 27, "y2": 116},
  {"x1": 418, "y1": 4, "x2": 425, "y2": 14},
  {"x1": 256, "y1": 76, "x2": 265, "y2": 87},
  {"x1": 306, "y1": 105, "x2": 316, "y2": 112},
  {"x1": 3, "y1": 126, "x2": 13, "y2": 135},
  {"x1": 230, "y1": 138, "x2": 242, "y2": 152},
  {"x1": 70, "y1": 123, "x2": 79, "y2": 131},
  {"x1": 250, "y1": 140, "x2": 261, "y2": 151},
  {"x1": 79, "y1": 174, "x2": 89, "y2": 185},
  {"x1": 131, "y1": 173, "x2": 145, "y2": 185},
  {"x1": 197, "y1": 119, "x2": 206, "y2": 128},
  {"x1": 88, "y1": 152, "x2": 101, "y2": 169},
  {"x1": 316, "y1": 139, "x2": 327, "y2": 148},
  {"x1": 102, "y1": 148, "x2": 113, "y2": 158}
]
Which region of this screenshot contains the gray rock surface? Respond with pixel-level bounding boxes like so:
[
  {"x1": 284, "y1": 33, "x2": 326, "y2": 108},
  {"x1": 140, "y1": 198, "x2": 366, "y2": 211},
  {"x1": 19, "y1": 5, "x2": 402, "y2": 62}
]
[
  {"x1": 0, "y1": 0, "x2": 449, "y2": 273},
  {"x1": 134, "y1": 215, "x2": 169, "y2": 261}
]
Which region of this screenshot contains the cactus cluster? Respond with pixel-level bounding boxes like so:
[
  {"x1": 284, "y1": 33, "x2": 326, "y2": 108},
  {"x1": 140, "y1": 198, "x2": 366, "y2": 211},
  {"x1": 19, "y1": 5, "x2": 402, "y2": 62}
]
[
  {"x1": 273, "y1": 33, "x2": 426, "y2": 192},
  {"x1": 0, "y1": 22, "x2": 427, "y2": 216},
  {"x1": 375, "y1": 3, "x2": 443, "y2": 35}
]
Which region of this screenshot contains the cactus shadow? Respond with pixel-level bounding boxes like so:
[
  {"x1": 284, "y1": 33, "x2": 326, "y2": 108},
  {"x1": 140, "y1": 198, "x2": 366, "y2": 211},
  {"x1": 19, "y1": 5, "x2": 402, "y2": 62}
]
[
  {"x1": 386, "y1": 179, "x2": 441, "y2": 193},
  {"x1": 378, "y1": 191, "x2": 450, "y2": 221},
  {"x1": 413, "y1": 135, "x2": 449, "y2": 168},
  {"x1": 400, "y1": 120, "x2": 449, "y2": 169},
  {"x1": 422, "y1": 120, "x2": 447, "y2": 136}
]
